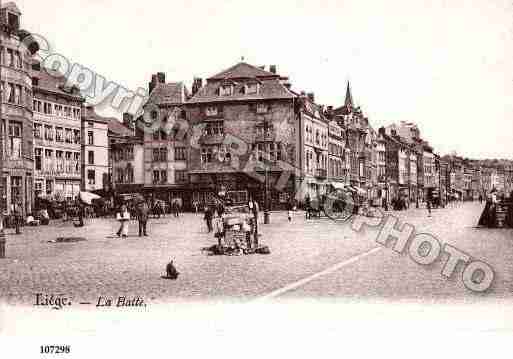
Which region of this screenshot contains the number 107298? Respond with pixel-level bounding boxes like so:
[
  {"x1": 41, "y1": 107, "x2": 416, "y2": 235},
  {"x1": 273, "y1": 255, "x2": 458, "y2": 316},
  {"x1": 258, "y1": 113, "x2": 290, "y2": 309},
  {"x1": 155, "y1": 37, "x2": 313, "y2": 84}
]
[{"x1": 40, "y1": 346, "x2": 71, "y2": 354}]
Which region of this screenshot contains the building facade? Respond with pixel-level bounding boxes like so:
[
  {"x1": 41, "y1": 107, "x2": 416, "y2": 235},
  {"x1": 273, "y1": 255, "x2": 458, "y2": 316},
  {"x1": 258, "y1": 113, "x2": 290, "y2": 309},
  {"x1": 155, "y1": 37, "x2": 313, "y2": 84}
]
[
  {"x1": 82, "y1": 107, "x2": 109, "y2": 192},
  {"x1": 185, "y1": 62, "x2": 299, "y2": 210},
  {"x1": 0, "y1": 2, "x2": 37, "y2": 214},
  {"x1": 32, "y1": 67, "x2": 84, "y2": 201},
  {"x1": 142, "y1": 74, "x2": 189, "y2": 206}
]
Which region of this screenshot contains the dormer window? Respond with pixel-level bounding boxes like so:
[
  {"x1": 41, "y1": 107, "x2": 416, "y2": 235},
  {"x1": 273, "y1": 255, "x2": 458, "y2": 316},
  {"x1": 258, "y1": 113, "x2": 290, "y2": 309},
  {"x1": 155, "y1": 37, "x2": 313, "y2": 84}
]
[
  {"x1": 256, "y1": 103, "x2": 268, "y2": 114},
  {"x1": 7, "y1": 13, "x2": 19, "y2": 30},
  {"x1": 205, "y1": 106, "x2": 218, "y2": 117},
  {"x1": 219, "y1": 84, "x2": 233, "y2": 96},
  {"x1": 245, "y1": 83, "x2": 259, "y2": 95}
]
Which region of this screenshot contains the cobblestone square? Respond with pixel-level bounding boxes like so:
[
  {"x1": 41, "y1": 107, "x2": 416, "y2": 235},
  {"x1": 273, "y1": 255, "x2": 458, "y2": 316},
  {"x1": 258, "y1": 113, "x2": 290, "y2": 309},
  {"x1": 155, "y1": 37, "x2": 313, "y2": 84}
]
[{"x1": 0, "y1": 202, "x2": 511, "y2": 306}]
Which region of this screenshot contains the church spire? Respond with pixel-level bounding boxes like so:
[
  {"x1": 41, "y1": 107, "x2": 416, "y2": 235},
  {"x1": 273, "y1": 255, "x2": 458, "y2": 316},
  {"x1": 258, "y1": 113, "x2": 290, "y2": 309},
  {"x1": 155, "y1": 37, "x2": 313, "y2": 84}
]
[{"x1": 344, "y1": 81, "x2": 354, "y2": 109}]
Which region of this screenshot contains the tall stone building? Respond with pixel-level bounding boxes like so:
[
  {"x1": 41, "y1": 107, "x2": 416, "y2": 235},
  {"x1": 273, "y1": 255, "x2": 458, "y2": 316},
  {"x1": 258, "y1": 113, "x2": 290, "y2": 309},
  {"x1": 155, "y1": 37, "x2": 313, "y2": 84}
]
[
  {"x1": 332, "y1": 82, "x2": 371, "y2": 192},
  {"x1": 142, "y1": 74, "x2": 189, "y2": 206},
  {"x1": 0, "y1": 2, "x2": 38, "y2": 214},
  {"x1": 185, "y1": 62, "x2": 300, "y2": 210},
  {"x1": 32, "y1": 66, "x2": 84, "y2": 201}
]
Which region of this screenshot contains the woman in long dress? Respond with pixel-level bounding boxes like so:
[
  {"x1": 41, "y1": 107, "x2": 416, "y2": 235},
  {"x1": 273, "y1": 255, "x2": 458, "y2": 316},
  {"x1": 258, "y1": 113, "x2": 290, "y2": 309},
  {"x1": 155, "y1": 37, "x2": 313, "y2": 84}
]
[
  {"x1": 116, "y1": 204, "x2": 130, "y2": 237},
  {"x1": 478, "y1": 190, "x2": 497, "y2": 228}
]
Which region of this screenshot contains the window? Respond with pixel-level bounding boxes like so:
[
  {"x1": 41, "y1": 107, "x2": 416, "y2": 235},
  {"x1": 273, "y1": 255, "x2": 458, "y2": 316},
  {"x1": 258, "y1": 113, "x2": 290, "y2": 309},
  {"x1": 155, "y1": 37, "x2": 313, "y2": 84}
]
[
  {"x1": 126, "y1": 165, "x2": 134, "y2": 183},
  {"x1": 7, "y1": 122, "x2": 22, "y2": 159},
  {"x1": 11, "y1": 176, "x2": 22, "y2": 206},
  {"x1": 34, "y1": 123, "x2": 42, "y2": 139},
  {"x1": 205, "y1": 106, "x2": 218, "y2": 117},
  {"x1": 73, "y1": 108, "x2": 81, "y2": 119},
  {"x1": 200, "y1": 146, "x2": 218, "y2": 164},
  {"x1": 246, "y1": 83, "x2": 258, "y2": 95},
  {"x1": 44, "y1": 125, "x2": 53, "y2": 141},
  {"x1": 160, "y1": 170, "x2": 167, "y2": 184},
  {"x1": 55, "y1": 127, "x2": 63, "y2": 142},
  {"x1": 65, "y1": 152, "x2": 72, "y2": 173},
  {"x1": 14, "y1": 84, "x2": 21, "y2": 104},
  {"x1": 256, "y1": 124, "x2": 273, "y2": 137},
  {"x1": 56, "y1": 151, "x2": 63, "y2": 171},
  {"x1": 152, "y1": 170, "x2": 160, "y2": 184},
  {"x1": 159, "y1": 148, "x2": 167, "y2": 162},
  {"x1": 205, "y1": 121, "x2": 224, "y2": 136},
  {"x1": 175, "y1": 170, "x2": 188, "y2": 183},
  {"x1": 219, "y1": 85, "x2": 233, "y2": 96},
  {"x1": 73, "y1": 129, "x2": 80, "y2": 144},
  {"x1": 87, "y1": 170, "x2": 95, "y2": 185},
  {"x1": 32, "y1": 100, "x2": 41, "y2": 112},
  {"x1": 116, "y1": 168, "x2": 124, "y2": 183},
  {"x1": 43, "y1": 102, "x2": 52, "y2": 115},
  {"x1": 65, "y1": 128, "x2": 72, "y2": 143},
  {"x1": 256, "y1": 103, "x2": 268, "y2": 114},
  {"x1": 88, "y1": 151, "x2": 94, "y2": 165},
  {"x1": 125, "y1": 146, "x2": 133, "y2": 160},
  {"x1": 74, "y1": 153, "x2": 80, "y2": 172},
  {"x1": 152, "y1": 148, "x2": 167, "y2": 162},
  {"x1": 255, "y1": 142, "x2": 282, "y2": 162},
  {"x1": 35, "y1": 148, "x2": 42, "y2": 171},
  {"x1": 87, "y1": 131, "x2": 94, "y2": 145},
  {"x1": 54, "y1": 104, "x2": 63, "y2": 116},
  {"x1": 175, "y1": 147, "x2": 186, "y2": 160},
  {"x1": 6, "y1": 83, "x2": 14, "y2": 103}
]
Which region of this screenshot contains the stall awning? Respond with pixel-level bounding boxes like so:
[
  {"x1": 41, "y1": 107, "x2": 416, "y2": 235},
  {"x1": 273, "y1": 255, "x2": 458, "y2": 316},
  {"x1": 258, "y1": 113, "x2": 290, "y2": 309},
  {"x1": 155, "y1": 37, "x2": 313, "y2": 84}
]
[
  {"x1": 330, "y1": 182, "x2": 346, "y2": 190},
  {"x1": 347, "y1": 186, "x2": 367, "y2": 196}
]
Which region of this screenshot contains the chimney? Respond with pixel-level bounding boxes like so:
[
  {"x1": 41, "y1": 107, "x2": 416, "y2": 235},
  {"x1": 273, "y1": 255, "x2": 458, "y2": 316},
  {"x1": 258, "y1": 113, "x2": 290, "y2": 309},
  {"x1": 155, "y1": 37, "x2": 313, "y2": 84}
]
[
  {"x1": 149, "y1": 74, "x2": 158, "y2": 94},
  {"x1": 157, "y1": 72, "x2": 166, "y2": 84},
  {"x1": 123, "y1": 112, "x2": 134, "y2": 130},
  {"x1": 269, "y1": 65, "x2": 277, "y2": 74},
  {"x1": 192, "y1": 77, "x2": 203, "y2": 96},
  {"x1": 307, "y1": 92, "x2": 315, "y2": 102}
]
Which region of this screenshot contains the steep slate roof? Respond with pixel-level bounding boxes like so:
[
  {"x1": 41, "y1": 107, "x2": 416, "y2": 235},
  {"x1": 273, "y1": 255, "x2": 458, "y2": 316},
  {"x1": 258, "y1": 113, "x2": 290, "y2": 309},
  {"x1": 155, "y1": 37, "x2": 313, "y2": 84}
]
[
  {"x1": 2, "y1": 2, "x2": 21, "y2": 13},
  {"x1": 187, "y1": 78, "x2": 295, "y2": 104},
  {"x1": 106, "y1": 118, "x2": 134, "y2": 137},
  {"x1": 344, "y1": 81, "x2": 354, "y2": 108},
  {"x1": 208, "y1": 62, "x2": 278, "y2": 80},
  {"x1": 32, "y1": 68, "x2": 84, "y2": 100},
  {"x1": 148, "y1": 82, "x2": 188, "y2": 105}
]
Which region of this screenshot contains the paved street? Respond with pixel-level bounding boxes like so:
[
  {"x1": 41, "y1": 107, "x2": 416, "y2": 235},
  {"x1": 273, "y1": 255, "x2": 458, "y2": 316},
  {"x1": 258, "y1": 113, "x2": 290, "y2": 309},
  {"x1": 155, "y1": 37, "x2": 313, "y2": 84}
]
[{"x1": 0, "y1": 202, "x2": 512, "y2": 306}]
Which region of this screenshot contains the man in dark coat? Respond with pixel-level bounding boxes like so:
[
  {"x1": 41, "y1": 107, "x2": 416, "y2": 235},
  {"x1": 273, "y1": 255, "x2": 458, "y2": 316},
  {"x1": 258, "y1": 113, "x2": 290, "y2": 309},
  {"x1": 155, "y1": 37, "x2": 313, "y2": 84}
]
[
  {"x1": 137, "y1": 201, "x2": 150, "y2": 237},
  {"x1": 204, "y1": 206, "x2": 213, "y2": 232}
]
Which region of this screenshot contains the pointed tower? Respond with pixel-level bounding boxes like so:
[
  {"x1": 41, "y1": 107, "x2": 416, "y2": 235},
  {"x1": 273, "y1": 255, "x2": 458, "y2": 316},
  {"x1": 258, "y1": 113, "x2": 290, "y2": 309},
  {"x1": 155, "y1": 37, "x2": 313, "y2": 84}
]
[{"x1": 344, "y1": 81, "x2": 354, "y2": 109}]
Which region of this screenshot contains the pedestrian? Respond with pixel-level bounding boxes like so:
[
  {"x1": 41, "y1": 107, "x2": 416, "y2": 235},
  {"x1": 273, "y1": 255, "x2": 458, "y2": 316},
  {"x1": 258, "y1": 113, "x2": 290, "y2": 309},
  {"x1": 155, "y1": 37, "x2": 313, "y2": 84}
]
[
  {"x1": 427, "y1": 197, "x2": 432, "y2": 217},
  {"x1": 305, "y1": 194, "x2": 311, "y2": 220},
  {"x1": 173, "y1": 201, "x2": 180, "y2": 217},
  {"x1": 193, "y1": 201, "x2": 199, "y2": 213},
  {"x1": 287, "y1": 201, "x2": 293, "y2": 222},
  {"x1": 116, "y1": 204, "x2": 130, "y2": 238},
  {"x1": 136, "y1": 200, "x2": 149, "y2": 237},
  {"x1": 204, "y1": 206, "x2": 213, "y2": 233},
  {"x1": 12, "y1": 198, "x2": 22, "y2": 234},
  {"x1": 382, "y1": 196, "x2": 388, "y2": 211}
]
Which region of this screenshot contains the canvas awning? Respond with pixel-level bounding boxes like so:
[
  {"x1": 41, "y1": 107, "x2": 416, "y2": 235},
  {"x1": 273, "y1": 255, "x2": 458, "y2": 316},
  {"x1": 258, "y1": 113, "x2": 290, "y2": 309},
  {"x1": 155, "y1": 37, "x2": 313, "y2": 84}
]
[{"x1": 330, "y1": 182, "x2": 346, "y2": 190}]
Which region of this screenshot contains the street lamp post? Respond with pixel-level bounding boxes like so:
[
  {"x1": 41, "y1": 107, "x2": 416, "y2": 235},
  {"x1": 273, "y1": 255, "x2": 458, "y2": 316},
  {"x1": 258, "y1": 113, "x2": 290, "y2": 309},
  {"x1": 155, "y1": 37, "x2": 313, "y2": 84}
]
[{"x1": 263, "y1": 165, "x2": 270, "y2": 224}]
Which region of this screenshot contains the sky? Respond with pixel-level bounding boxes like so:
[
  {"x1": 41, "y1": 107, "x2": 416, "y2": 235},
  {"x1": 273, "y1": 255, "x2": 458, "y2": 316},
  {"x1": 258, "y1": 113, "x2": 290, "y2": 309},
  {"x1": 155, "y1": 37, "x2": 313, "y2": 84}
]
[{"x1": 14, "y1": 0, "x2": 513, "y2": 159}]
